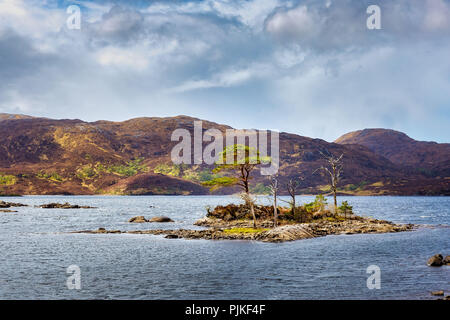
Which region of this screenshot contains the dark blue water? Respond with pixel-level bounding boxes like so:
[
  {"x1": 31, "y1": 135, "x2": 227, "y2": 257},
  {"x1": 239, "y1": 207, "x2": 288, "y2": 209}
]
[{"x1": 0, "y1": 195, "x2": 448, "y2": 299}]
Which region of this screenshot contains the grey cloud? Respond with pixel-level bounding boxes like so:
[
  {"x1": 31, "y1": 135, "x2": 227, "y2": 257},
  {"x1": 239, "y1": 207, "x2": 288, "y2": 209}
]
[{"x1": 0, "y1": 0, "x2": 448, "y2": 143}]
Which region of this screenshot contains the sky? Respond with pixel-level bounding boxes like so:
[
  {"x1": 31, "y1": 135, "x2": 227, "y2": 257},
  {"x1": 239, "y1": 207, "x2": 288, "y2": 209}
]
[{"x1": 0, "y1": 0, "x2": 449, "y2": 142}]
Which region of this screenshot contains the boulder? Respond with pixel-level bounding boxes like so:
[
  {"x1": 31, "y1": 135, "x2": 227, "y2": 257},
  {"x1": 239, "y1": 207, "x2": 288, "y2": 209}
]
[
  {"x1": 443, "y1": 256, "x2": 450, "y2": 265},
  {"x1": 129, "y1": 216, "x2": 148, "y2": 223},
  {"x1": 427, "y1": 254, "x2": 444, "y2": 267},
  {"x1": 165, "y1": 234, "x2": 179, "y2": 239},
  {"x1": 431, "y1": 291, "x2": 444, "y2": 296},
  {"x1": 148, "y1": 216, "x2": 174, "y2": 223}
]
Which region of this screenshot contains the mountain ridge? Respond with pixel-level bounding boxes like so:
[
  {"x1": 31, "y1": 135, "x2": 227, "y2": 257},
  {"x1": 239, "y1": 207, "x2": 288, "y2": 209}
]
[{"x1": 0, "y1": 114, "x2": 448, "y2": 196}]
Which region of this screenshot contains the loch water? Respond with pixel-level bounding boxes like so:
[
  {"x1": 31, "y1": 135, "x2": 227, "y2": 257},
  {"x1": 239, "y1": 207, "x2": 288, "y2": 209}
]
[{"x1": 0, "y1": 195, "x2": 448, "y2": 299}]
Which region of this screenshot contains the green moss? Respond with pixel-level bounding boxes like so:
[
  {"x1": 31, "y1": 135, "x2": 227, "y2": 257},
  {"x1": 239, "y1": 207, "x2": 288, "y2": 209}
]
[
  {"x1": 323, "y1": 216, "x2": 346, "y2": 222},
  {"x1": 223, "y1": 227, "x2": 269, "y2": 234}
]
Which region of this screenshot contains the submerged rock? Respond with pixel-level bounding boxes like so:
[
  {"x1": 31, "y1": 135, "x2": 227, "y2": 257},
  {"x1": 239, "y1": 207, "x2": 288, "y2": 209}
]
[
  {"x1": 39, "y1": 202, "x2": 96, "y2": 209},
  {"x1": 129, "y1": 216, "x2": 148, "y2": 223},
  {"x1": 129, "y1": 216, "x2": 174, "y2": 223},
  {"x1": 148, "y1": 216, "x2": 174, "y2": 223},
  {"x1": 427, "y1": 254, "x2": 444, "y2": 267}
]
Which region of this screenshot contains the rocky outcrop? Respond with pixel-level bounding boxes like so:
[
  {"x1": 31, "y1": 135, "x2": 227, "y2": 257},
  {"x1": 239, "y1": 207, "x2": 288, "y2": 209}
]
[
  {"x1": 431, "y1": 291, "x2": 444, "y2": 296},
  {"x1": 38, "y1": 202, "x2": 96, "y2": 209},
  {"x1": 129, "y1": 216, "x2": 174, "y2": 223},
  {"x1": 427, "y1": 254, "x2": 444, "y2": 267},
  {"x1": 76, "y1": 216, "x2": 414, "y2": 243},
  {"x1": 194, "y1": 217, "x2": 273, "y2": 228},
  {"x1": 0, "y1": 200, "x2": 28, "y2": 208},
  {"x1": 0, "y1": 209, "x2": 18, "y2": 213},
  {"x1": 255, "y1": 225, "x2": 316, "y2": 242}
]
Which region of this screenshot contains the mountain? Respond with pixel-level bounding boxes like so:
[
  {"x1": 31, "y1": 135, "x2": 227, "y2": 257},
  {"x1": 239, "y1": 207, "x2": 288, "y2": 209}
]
[
  {"x1": 0, "y1": 114, "x2": 448, "y2": 196},
  {"x1": 335, "y1": 129, "x2": 450, "y2": 178}
]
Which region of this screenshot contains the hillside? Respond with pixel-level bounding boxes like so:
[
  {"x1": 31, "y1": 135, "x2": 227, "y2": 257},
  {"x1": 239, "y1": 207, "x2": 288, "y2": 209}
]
[
  {"x1": 335, "y1": 129, "x2": 450, "y2": 178},
  {"x1": 0, "y1": 115, "x2": 448, "y2": 196}
]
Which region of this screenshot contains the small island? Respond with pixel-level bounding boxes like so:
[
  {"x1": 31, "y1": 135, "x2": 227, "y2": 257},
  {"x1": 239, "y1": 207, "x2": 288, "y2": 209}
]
[
  {"x1": 73, "y1": 198, "x2": 415, "y2": 242},
  {"x1": 73, "y1": 144, "x2": 415, "y2": 242}
]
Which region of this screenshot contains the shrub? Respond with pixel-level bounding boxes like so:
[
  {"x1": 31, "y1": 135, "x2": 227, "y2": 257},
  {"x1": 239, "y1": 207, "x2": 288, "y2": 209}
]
[
  {"x1": 338, "y1": 201, "x2": 353, "y2": 215},
  {"x1": 153, "y1": 163, "x2": 180, "y2": 176},
  {"x1": 36, "y1": 171, "x2": 63, "y2": 182},
  {"x1": 0, "y1": 174, "x2": 16, "y2": 185},
  {"x1": 76, "y1": 165, "x2": 97, "y2": 179},
  {"x1": 304, "y1": 195, "x2": 328, "y2": 213},
  {"x1": 108, "y1": 158, "x2": 148, "y2": 177}
]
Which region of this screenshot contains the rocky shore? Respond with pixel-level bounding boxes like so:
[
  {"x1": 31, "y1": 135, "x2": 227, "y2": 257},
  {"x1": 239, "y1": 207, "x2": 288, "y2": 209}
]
[{"x1": 72, "y1": 216, "x2": 415, "y2": 243}]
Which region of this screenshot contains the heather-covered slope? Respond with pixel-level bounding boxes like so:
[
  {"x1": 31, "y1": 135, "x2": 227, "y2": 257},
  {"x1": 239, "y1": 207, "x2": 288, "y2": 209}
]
[
  {"x1": 0, "y1": 115, "x2": 448, "y2": 195},
  {"x1": 335, "y1": 129, "x2": 450, "y2": 178}
]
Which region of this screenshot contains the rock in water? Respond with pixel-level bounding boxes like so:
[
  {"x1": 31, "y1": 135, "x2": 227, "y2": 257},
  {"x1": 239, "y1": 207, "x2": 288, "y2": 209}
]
[
  {"x1": 148, "y1": 216, "x2": 174, "y2": 223},
  {"x1": 427, "y1": 254, "x2": 444, "y2": 266},
  {"x1": 39, "y1": 202, "x2": 96, "y2": 209},
  {"x1": 129, "y1": 216, "x2": 148, "y2": 223},
  {"x1": 431, "y1": 291, "x2": 444, "y2": 296},
  {"x1": 443, "y1": 256, "x2": 450, "y2": 265},
  {"x1": 0, "y1": 201, "x2": 28, "y2": 208}
]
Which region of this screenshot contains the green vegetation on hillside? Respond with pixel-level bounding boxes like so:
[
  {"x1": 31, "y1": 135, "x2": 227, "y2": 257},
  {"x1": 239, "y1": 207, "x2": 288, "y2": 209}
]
[
  {"x1": 0, "y1": 174, "x2": 17, "y2": 185},
  {"x1": 106, "y1": 158, "x2": 148, "y2": 177},
  {"x1": 76, "y1": 158, "x2": 148, "y2": 180},
  {"x1": 154, "y1": 164, "x2": 222, "y2": 183},
  {"x1": 36, "y1": 171, "x2": 63, "y2": 182}
]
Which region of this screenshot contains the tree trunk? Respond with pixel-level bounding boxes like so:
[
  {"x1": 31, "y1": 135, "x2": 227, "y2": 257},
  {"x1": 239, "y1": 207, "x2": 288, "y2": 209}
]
[
  {"x1": 292, "y1": 196, "x2": 296, "y2": 217},
  {"x1": 273, "y1": 193, "x2": 278, "y2": 227},
  {"x1": 333, "y1": 188, "x2": 337, "y2": 214},
  {"x1": 250, "y1": 201, "x2": 257, "y2": 228}
]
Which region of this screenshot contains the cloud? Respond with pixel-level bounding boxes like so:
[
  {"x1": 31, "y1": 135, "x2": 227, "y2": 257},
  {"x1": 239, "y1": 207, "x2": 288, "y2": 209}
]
[
  {"x1": 0, "y1": 0, "x2": 448, "y2": 143},
  {"x1": 265, "y1": 5, "x2": 320, "y2": 40},
  {"x1": 424, "y1": 0, "x2": 450, "y2": 31}
]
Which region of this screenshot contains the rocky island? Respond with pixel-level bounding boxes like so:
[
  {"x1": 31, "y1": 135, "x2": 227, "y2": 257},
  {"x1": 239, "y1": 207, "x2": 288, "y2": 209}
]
[{"x1": 73, "y1": 202, "x2": 415, "y2": 243}]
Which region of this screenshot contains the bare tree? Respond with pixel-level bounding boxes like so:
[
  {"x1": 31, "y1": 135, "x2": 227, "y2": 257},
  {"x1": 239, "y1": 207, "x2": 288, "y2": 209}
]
[
  {"x1": 316, "y1": 151, "x2": 344, "y2": 212},
  {"x1": 268, "y1": 176, "x2": 279, "y2": 227},
  {"x1": 286, "y1": 179, "x2": 299, "y2": 215}
]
